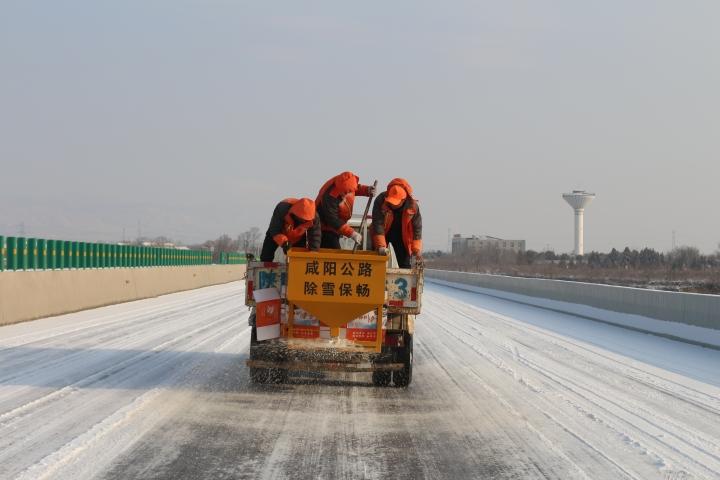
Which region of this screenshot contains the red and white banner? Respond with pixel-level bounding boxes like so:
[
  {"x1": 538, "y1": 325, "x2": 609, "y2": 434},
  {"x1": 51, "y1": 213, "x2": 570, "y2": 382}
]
[{"x1": 253, "y1": 288, "x2": 281, "y2": 341}]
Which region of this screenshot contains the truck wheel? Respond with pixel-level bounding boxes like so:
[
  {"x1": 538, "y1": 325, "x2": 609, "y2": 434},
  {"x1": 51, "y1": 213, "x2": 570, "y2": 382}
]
[
  {"x1": 372, "y1": 370, "x2": 391, "y2": 387},
  {"x1": 250, "y1": 327, "x2": 287, "y2": 384},
  {"x1": 249, "y1": 326, "x2": 269, "y2": 383},
  {"x1": 267, "y1": 368, "x2": 288, "y2": 384},
  {"x1": 393, "y1": 334, "x2": 413, "y2": 387},
  {"x1": 250, "y1": 367, "x2": 269, "y2": 383}
]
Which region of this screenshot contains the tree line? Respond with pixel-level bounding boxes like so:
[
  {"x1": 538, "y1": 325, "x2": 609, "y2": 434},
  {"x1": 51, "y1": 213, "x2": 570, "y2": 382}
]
[
  {"x1": 128, "y1": 228, "x2": 263, "y2": 264},
  {"x1": 426, "y1": 244, "x2": 720, "y2": 271}
]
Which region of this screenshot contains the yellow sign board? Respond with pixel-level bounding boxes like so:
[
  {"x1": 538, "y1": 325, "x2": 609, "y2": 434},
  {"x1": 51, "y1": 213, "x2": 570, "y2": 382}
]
[{"x1": 287, "y1": 248, "x2": 386, "y2": 328}]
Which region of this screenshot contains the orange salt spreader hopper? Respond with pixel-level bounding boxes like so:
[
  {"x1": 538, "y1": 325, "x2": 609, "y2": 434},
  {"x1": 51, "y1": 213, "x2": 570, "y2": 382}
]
[{"x1": 286, "y1": 248, "x2": 387, "y2": 349}]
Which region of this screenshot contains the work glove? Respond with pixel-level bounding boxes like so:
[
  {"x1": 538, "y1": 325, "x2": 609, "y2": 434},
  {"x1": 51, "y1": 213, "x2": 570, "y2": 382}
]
[
  {"x1": 367, "y1": 184, "x2": 376, "y2": 196},
  {"x1": 350, "y1": 231, "x2": 363, "y2": 245},
  {"x1": 377, "y1": 247, "x2": 389, "y2": 256}
]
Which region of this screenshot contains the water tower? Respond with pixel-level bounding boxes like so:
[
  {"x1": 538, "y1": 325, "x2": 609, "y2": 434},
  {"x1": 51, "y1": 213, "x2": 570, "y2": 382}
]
[{"x1": 562, "y1": 190, "x2": 595, "y2": 256}]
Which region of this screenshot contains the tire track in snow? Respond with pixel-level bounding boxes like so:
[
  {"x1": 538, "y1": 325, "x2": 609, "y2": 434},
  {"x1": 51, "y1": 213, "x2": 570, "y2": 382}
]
[
  {"x1": 423, "y1": 288, "x2": 720, "y2": 479},
  {"x1": 0, "y1": 283, "x2": 248, "y2": 479}
]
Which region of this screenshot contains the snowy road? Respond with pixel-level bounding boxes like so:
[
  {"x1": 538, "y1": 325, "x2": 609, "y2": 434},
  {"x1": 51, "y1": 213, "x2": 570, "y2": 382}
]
[{"x1": 1, "y1": 281, "x2": 719, "y2": 479}]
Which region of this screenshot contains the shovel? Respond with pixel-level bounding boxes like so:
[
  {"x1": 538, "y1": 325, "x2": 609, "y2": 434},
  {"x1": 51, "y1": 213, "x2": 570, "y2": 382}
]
[{"x1": 353, "y1": 180, "x2": 378, "y2": 254}]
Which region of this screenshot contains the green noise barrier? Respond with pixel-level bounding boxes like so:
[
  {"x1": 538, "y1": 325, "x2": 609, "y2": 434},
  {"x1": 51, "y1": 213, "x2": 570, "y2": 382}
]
[{"x1": 0, "y1": 235, "x2": 245, "y2": 271}]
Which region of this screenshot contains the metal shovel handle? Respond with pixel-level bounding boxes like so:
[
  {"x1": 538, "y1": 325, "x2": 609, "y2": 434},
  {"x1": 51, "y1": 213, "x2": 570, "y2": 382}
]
[{"x1": 353, "y1": 180, "x2": 378, "y2": 253}]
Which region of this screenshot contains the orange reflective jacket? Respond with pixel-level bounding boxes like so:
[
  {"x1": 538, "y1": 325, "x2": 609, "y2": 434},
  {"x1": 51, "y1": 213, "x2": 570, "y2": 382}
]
[
  {"x1": 272, "y1": 198, "x2": 317, "y2": 246},
  {"x1": 315, "y1": 171, "x2": 371, "y2": 237},
  {"x1": 371, "y1": 179, "x2": 422, "y2": 255}
]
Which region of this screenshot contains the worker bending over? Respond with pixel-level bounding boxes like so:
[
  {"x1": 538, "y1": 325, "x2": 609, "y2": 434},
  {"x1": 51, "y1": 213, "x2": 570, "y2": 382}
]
[
  {"x1": 371, "y1": 178, "x2": 422, "y2": 268},
  {"x1": 260, "y1": 198, "x2": 321, "y2": 262},
  {"x1": 315, "y1": 171, "x2": 375, "y2": 249}
]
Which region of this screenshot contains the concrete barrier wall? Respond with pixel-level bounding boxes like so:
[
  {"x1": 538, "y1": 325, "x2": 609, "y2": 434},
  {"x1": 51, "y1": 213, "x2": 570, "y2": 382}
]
[
  {"x1": 426, "y1": 269, "x2": 720, "y2": 347},
  {"x1": 0, "y1": 265, "x2": 246, "y2": 326}
]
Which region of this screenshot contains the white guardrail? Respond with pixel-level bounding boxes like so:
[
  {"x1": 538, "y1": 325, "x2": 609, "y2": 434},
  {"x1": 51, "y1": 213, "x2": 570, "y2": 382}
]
[{"x1": 426, "y1": 269, "x2": 720, "y2": 349}]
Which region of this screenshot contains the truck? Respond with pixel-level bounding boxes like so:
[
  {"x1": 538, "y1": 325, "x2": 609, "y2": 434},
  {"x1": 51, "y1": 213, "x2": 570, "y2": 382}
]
[{"x1": 244, "y1": 219, "x2": 423, "y2": 387}]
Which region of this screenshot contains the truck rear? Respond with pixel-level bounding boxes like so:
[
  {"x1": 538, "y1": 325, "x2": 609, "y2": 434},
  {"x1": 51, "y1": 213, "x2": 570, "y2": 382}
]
[{"x1": 245, "y1": 247, "x2": 423, "y2": 387}]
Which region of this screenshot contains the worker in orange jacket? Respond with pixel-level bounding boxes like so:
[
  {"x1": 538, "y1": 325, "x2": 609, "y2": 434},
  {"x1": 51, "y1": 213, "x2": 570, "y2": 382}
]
[
  {"x1": 371, "y1": 178, "x2": 422, "y2": 268},
  {"x1": 260, "y1": 198, "x2": 321, "y2": 261},
  {"x1": 315, "y1": 171, "x2": 375, "y2": 249}
]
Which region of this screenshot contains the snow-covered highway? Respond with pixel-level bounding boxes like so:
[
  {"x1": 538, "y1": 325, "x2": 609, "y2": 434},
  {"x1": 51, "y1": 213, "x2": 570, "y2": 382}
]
[{"x1": 1, "y1": 281, "x2": 719, "y2": 479}]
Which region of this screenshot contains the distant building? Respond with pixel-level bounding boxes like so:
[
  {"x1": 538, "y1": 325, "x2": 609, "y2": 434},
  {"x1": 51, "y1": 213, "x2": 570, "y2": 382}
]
[{"x1": 452, "y1": 234, "x2": 526, "y2": 255}]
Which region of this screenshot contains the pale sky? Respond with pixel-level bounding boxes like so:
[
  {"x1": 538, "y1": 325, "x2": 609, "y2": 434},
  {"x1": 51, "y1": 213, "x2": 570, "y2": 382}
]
[{"x1": 1, "y1": 1, "x2": 718, "y2": 253}]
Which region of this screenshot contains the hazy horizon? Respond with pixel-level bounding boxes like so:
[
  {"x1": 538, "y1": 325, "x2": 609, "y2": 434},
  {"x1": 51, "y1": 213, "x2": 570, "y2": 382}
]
[{"x1": 2, "y1": 2, "x2": 718, "y2": 253}]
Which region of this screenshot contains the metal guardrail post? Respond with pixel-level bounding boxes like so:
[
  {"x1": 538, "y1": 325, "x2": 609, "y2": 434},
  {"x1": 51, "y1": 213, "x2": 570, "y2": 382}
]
[
  {"x1": 28, "y1": 238, "x2": 38, "y2": 270},
  {"x1": 39, "y1": 239, "x2": 48, "y2": 270},
  {"x1": 57, "y1": 241, "x2": 63, "y2": 269},
  {"x1": 98, "y1": 244, "x2": 105, "y2": 268},
  {"x1": 87, "y1": 243, "x2": 94, "y2": 268},
  {"x1": 18, "y1": 237, "x2": 28, "y2": 270},
  {"x1": 92, "y1": 243, "x2": 99, "y2": 268},
  {"x1": 81, "y1": 242, "x2": 88, "y2": 269},
  {"x1": 7, "y1": 237, "x2": 17, "y2": 270},
  {"x1": 70, "y1": 241, "x2": 78, "y2": 268},
  {"x1": 48, "y1": 240, "x2": 57, "y2": 269},
  {"x1": 62, "y1": 241, "x2": 70, "y2": 269}
]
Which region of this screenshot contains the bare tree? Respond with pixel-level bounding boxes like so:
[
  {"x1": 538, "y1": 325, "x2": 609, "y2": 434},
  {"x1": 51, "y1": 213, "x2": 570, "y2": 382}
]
[
  {"x1": 238, "y1": 227, "x2": 262, "y2": 256},
  {"x1": 209, "y1": 234, "x2": 240, "y2": 262}
]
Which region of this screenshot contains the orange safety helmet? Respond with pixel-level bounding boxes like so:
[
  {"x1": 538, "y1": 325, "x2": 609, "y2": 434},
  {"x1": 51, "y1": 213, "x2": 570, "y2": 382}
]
[
  {"x1": 333, "y1": 171, "x2": 359, "y2": 196},
  {"x1": 288, "y1": 198, "x2": 316, "y2": 222},
  {"x1": 385, "y1": 185, "x2": 408, "y2": 206},
  {"x1": 384, "y1": 178, "x2": 412, "y2": 206}
]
